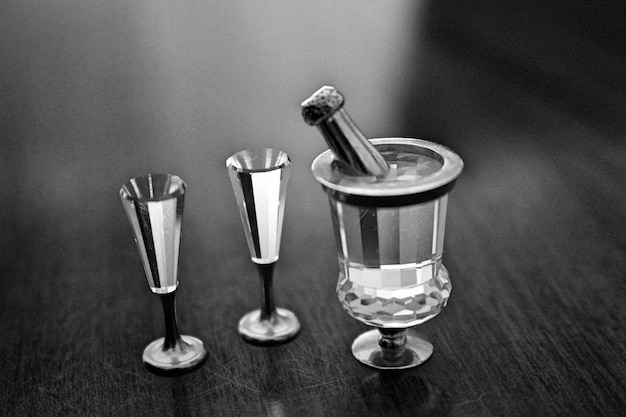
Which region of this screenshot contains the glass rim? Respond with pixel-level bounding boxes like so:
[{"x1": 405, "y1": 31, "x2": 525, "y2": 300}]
[
  {"x1": 226, "y1": 148, "x2": 291, "y2": 174},
  {"x1": 119, "y1": 173, "x2": 186, "y2": 203},
  {"x1": 311, "y1": 137, "x2": 463, "y2": 199}
]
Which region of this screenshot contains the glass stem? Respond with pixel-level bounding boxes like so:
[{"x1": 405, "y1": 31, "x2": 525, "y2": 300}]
[
  {"x1": 378, "y1": 328, "x2": 407, "y2": 362},
  {"x1": 159, "y1": 292, "x2": 184, "y2": 350},
  {"x1": 256, "y1": 262, "x2": 277, "y2": 321}
]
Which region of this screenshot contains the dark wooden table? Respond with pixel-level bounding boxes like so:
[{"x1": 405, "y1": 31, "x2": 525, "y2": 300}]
[
  {"x1": 2, "y1": 105, "x2": 625, "y2": 417},
  {"x1": 1, "y1": 2, "x2": 625, "y2": 416}
]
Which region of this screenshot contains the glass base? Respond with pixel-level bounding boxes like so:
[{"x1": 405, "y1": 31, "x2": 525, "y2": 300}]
[
  {"x1": 238, "y1": 307, "x2": 301, "y2": 345},
  {"x1": 352, "y1": 328, "x2": 433, "y2": 370},
  {"x1": 142, "y1": 335, "x2": 207, "y2": 376}
]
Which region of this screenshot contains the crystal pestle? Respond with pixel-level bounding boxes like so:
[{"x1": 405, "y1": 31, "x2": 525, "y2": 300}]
[{"x1": 301, "y1": 85, "x2": 389, "y2": 177}]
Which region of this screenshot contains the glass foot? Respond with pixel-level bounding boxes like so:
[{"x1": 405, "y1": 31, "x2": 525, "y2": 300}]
[
  {"x1": 238, "y1": 307, "x2": 301, "y2": 345},
  {"x1": 352, "y1": 328, "x2": 433, "y2": 370},
  {"x1": 142, "y1": 335, "x2": 207, "y2": 376}
]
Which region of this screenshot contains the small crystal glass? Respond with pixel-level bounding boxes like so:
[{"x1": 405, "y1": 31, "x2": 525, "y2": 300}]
[
  {"x1": 312, "y1": 138, "x2": 463, "y2": 369},
  {"x1": 120, "y1": 174, "x2": 207, "y2": 375},
  {"x1": 227, "y1": 148, "x2": 301, "y2": 344}
]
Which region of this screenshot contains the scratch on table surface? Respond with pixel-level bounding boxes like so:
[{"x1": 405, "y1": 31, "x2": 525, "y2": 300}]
[
  {"x1": 201, "y1": 365, "x2": 263, "y2": 395},
  {"x1": 454, "y1": 392, "x2": 487, "y2": 408},
  {"x1": 99, "y1": 358, "x2": 152, "y2": 381},
  {"x1": 293, "y1": 375, "x2": 361, "y2": 392}
]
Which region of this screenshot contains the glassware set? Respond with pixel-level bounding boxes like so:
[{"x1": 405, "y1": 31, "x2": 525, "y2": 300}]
[{"x1": 119, "y1": 138, "x2": 462, "y2": 375}]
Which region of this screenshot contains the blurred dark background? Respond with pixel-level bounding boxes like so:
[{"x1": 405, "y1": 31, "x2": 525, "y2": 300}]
[
  {"x1": 2, "y1": 0, "x2": 625, "y2": 252},
  {"x1": 1, "y1": 1, "x2": 624, "y2": 254},
  {"x1": 0, "y1": 1, "x2": 420, "y2": 270},
  {"x1": 398, "y1": 0, "x2": 626, "y2": 145}
]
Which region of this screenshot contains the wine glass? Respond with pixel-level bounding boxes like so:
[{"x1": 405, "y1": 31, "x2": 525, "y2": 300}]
[
  {"x1": 120, "y1": 173, "x2": 207, "y2": 375},
  {"x1": 311, "y1": 138, "x2": 463, "y2": 369},
  {"x1": 226, "y1": 148, "x2": 301, "y2": 345}
]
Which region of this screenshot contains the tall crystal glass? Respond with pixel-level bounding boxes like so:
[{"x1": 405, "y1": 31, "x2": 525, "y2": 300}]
[
  {"x1": 312, "y1": 138, "x2": 463, "y2": 369},
  {"x1": 226, "y1": 148, "x2": 301, "y2": 344},
  {"x1": 120, "y1": 173, "x2": 207, "y2": 375}
]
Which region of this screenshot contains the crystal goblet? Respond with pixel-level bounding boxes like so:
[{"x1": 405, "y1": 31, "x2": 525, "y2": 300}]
[
  {"x1": 120, "y1": 173, "x2": 207, "y2": 375},
  {"x1": 312, "y1": 138, "x2": 463, "y2": 369},
  {"x1": 227, "y1": 148, "x2": 301, "y2": 345}
]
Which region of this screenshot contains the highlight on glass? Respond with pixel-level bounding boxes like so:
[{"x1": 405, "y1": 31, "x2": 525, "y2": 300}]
[
  {"x1": 227, "y1": 149, "x2": 301, "y2": 345},
  {"x1": 312, "y1": 138, "x2": 463, "y2": 369},
  {"x1": 120, "y1": 173, "x2": 207, "y2": 375}
]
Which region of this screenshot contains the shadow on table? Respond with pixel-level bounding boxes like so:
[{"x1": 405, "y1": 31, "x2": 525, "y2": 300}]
[{"x1": 359, "y1": 371, "x2": 451, "y2": 417}]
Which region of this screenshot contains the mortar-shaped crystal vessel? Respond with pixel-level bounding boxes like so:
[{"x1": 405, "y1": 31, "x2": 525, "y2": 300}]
[
  {"x1": 312, "y1": 138, "x2": 463, "y2": 369},
  {"x1": 120, "y1": 173, "x2": 207, "y2": 375},
  {"x1": 227, "y1": 148, "x2": 301, "y2": 344}
]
